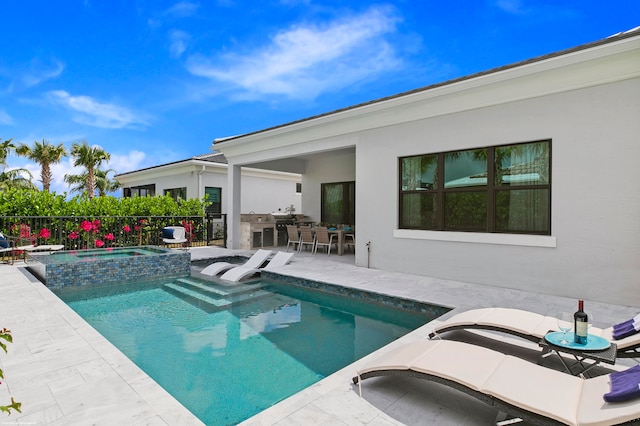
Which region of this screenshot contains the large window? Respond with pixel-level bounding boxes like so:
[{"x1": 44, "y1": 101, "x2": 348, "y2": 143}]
[
  {"x1": 321, "y1": 181, "x2": 355, "y2": 226},
  {"x1": 164, "y1": 187, "x2": 187, "y2": 201},
  {"x1": 205, "y1": 187, "x2": 222, "y2": 218},
  {"x1": 399, "y1": 140, "x2": 550, "y2": 235},
  {"x1": 123, "y1": 184, "x2": 155, "y2": 197}
]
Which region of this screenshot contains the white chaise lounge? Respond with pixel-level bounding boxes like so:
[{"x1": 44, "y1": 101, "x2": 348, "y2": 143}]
[
  {"x1": 200, "y1": 249, "x2": 272, "y2": 277},
  {"x1": 220, "y1": 251, "x2": 294, "y2": 282},
  {"x1": 428, "y1": 307, "x2": 640, "y2": 359},
  {"x1": 354, "y1": 339, "x2": 640, "y2": 426}
]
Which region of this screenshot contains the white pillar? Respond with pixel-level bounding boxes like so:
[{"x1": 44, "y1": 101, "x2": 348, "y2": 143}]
[
  {"x1": 197, "y1": 165, "x2": 205, "y2": 200},
  {"x1": 227, "y1": 164, "x2": 242, "y2": 249}
]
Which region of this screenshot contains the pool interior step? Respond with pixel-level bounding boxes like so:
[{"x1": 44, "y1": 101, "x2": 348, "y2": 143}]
[
  {"x1": 175, "y1": 277, "x2": 264, "y2": 298},
  {"x1": 162, "y1": 278, "x2": 271, "y2": 313}
]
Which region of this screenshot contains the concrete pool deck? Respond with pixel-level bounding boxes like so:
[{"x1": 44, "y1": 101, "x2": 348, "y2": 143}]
[{"x1": 0, "y1": 246, "x2": 637, "y2": 425}]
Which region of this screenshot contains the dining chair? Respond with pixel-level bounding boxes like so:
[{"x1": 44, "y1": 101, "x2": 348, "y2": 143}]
[
  {"x1": 313, "y1": 226, "x2": 337, "y2": 255},
  {"x1": 298, "y1": 226, "x2": 315, "y2": 252},
  {"x1": 286, "y1": 225, "x2": 301, "y2": 252},
  {"x1": 344, "y1": 232, "x2": 355, "y2": 253}
]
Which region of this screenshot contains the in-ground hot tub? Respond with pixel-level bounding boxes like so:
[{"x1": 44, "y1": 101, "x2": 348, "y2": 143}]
[{"x1": 29, "y1": 246, "x2": 190, "y2": 288}]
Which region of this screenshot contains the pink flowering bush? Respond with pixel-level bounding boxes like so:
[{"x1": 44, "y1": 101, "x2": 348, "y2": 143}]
[{"x1": 67, "y1": 219, "x2": 115, "y2": 249}]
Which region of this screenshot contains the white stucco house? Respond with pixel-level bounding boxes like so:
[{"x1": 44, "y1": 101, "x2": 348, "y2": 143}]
[
  {"x1": 114, "y1": 152, "x2": 302, "y2": 217},
  {"x1": 214, "y1": 28, "x2": 640, "y2": 306}
]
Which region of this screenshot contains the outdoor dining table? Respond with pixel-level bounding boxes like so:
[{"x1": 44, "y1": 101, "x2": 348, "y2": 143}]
[
  {"x1": 297, "y1": 227, "x2": 348, "y2": 255},
  {"x1": 328, "y1": 228, "x2": 346, "y2": 256}
]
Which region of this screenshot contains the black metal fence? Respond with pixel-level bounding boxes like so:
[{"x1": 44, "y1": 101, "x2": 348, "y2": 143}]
[{"x1": 0, "y1": 214, "x2": 227, "y2": 250}]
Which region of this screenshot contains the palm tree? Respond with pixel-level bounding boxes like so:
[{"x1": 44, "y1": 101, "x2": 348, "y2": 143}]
[
  {"x1": 64, "y1": 168, "x2": 120, "y2": 197},
  {"x1": 16, "y1": 139, "x2": 67, "y2": 192},
  {"x1": 0, "y1": 138, "x2": 36, "y2": 191},
  {"x1": 69, "y1": 141, "x2": 111, "y2": 199},
  {"x1": 0, "y1": 169, "x2": 37, "y2": 192},
  {"x1": 94, "y1": 168, "x2": 120, "y2": 197},
  {"x1": 0, "y1": 138, "x2": 15, "y2": 168}
]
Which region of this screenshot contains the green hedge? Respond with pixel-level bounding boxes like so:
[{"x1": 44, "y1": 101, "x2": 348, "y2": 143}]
[{"x1": 0, "y1": 189, "x2": 208, "y2": 217}]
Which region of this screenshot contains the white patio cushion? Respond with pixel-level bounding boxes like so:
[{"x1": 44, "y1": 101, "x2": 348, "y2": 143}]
[
  {"x1": 481, "y1": 355, "x2": 583, "y2": 425},
  {"x1": 357, "y1": 337, "x2": 640, "y2": 425},
  {"x1": 357, "y1": 340, "x2": 441, "y2": 375},
  {"x1": 475, "y1": 308, "x2": 547, "y2": 336},
  {"x1": 435, "y1": 307, "x2": 640, "y2": 352},
  {"x1": 577, "y1": 373, "x2": 640, "y2": 426},
  {"x1": 410, "y1": 340, "x2": 506, "y2": 392}
]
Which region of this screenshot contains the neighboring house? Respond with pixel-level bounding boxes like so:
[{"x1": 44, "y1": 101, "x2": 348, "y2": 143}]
[
  {"x1": 213, "y1": 28, "x2": 640, "y2": 306},
  {"x1": 114, "y1": 152, "x2": 302, "y2": 216}
]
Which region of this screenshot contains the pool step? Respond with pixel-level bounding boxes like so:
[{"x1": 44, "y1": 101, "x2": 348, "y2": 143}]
[
  {"x1": 174, "y1": 278, "x2": 227, "y2": 298},
  {"x1": 174, "y1": 277, "x2": 265, "y2": 298},
  {"x1": 163, "y1": 281, "x2": 271, "y2": 313}
]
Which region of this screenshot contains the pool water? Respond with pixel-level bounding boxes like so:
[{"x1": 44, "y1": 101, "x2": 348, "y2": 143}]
[
  {"x1": 55, "y1": 277, "x2": 434, "y2": 425},
  {"x1": 46, "y1": 246, "x2": 167, "y2": 262}
]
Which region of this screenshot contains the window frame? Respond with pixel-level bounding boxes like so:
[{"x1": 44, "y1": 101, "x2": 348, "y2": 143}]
[
  {"x1": 204, "y1": 187, "x2": 222, "y2": 218},
  {"x1": 123, "y1": 184, "x2": 156, "y2": 197},
  {"x1": 321, "y1": 181, "x2": 355, "y2": 226},
  {"x1": 164, "y1": 187, "x2": 187, "y2": 201},
  {"x1": 398, "y1": 140, "x2": 551, "y2": 235}
]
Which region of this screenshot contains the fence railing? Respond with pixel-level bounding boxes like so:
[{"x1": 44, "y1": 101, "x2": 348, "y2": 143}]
[{"x1": 0, "y1": 215, "x2": 227, "y2": 250}]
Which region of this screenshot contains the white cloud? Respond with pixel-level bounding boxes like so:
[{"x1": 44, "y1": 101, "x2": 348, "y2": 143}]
[
  {"x1": 22, "y1": 58, "x2": 65, "y2": 88},
  {"x1": 186, "y1": 5, "x2": 402, "y2": 100},
  {"x1": 496, "y1": 0, "x2": 522, "y2": 14},
  {"x1": 46, "y1": 90, "x2": 152, "y2": 129},
  {"x1": 49, "y1": 158, "x2": 83, "y2": 194},
  {"x1": 0, "y1": 109, "x2": 13, "y2": 125},
  {"x1": 169, "y1": 30, "x2": 191, "y2": 58},
  {"x1": 164, "y1": 1, "x2": 199, "y2": 18},
  {"x1": 107, "y1": 150, "x2": 147, "y2": 174}
]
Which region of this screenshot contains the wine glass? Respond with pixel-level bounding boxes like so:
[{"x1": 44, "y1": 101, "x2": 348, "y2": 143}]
[{"x1": 557, "y1": 312, "x2": 572, "y2": 344}]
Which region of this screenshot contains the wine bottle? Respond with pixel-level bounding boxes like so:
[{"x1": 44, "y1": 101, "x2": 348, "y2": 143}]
[{"x1": 574, "y1": 299, "x2": 588, "y2": 344}]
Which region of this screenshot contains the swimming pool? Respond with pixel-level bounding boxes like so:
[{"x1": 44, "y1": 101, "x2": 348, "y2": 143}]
[{"x1": 54, "y1": 275, "x2": 448, "y2": 425}]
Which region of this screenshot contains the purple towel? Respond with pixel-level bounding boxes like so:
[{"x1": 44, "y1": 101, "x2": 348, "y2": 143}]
[
  {"x1": 613, "y1": 319, "x2": 640, "y2": 340},
  {"x1": 604, "y1": 365, "x2": 640, "y2": 403}
]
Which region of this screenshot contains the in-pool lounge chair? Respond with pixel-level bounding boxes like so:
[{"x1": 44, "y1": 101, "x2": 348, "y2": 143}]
[
  {"x1": 220, "y1": 251, "x2": 294, "y2": 282},
  {"x1": 428, "y1": 307, "x2": 640, "y2": 359},
  {"x1": 354, "y1": 339, "x2": 640, "y2": 426},
  {"x1": 200, "y1": 249, "x2": 272, "y2": 277}
]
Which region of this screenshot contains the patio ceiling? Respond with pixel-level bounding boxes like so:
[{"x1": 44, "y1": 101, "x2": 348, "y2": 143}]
[{"x1": 228, "y1": 147, "x2": 355, "y2": 174}]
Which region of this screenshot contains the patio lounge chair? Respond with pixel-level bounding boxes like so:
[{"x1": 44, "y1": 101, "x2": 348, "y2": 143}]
[
  {"x1": 162, "y1": 226, "x2": 188, "y2": 249},
  {"x1": 200, "y1": 249, "x2": 272, "y2": 276},
  {"x1": 353, "y1": 339, "x2": 640, "y2": 426},
  {"x1": 428, "y1": 307, "x2": 640, "y2": 359},
  {"x1": 0, "y1": 238, "x2": 15, "y2": 264},
  {"x1": 220, "y1": 251, "x2": 294, "y2": 282}
]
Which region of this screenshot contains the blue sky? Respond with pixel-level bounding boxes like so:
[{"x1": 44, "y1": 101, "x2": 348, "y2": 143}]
[{"x1": 1, "y1": 0, "x2": 638, "y2": 195}]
